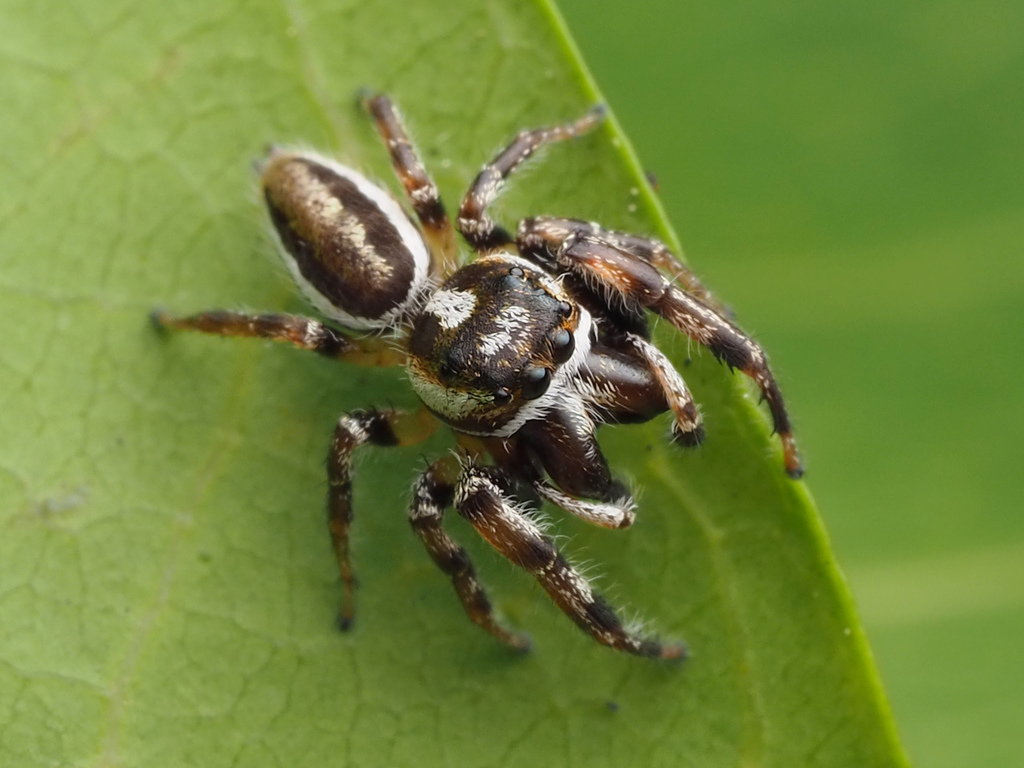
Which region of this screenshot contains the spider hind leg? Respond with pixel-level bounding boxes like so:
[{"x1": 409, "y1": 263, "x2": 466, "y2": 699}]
[
  {"x1": 361, "y1": 92, "x2": 458, "y2": 277},
  {"x1": 328, "y1": 408, "x2": 438, "y2": 629},
  {"x1": 409, "y1": 458, "x2": 531, "y2": 652}
]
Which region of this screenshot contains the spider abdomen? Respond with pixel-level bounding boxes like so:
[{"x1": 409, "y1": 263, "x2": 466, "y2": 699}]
[{"x1": 261, "y1": 150, "x2": 430, "y2": 330}]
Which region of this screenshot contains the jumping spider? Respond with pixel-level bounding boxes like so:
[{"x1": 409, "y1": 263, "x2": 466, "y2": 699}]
[{"x1": 154, "y1": 93, "x2": 802, "y2": 659}]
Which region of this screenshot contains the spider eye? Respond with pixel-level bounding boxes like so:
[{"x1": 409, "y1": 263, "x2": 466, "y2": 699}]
[
  {"x1": 438, "y1": 358, "x2": 458, "y2": 383},
  {"x1": 493, "y1": 387, "x2": 512, "y2": 406},
  {"x1": 521, "y1": 367, "x2": 551, "y2": 400},
  {"x1": 556, "y1": 300, "x2": 573, "y2": 316},
  {"x1": 550, "y1": 328, "x2": 575, "y2": 364}
]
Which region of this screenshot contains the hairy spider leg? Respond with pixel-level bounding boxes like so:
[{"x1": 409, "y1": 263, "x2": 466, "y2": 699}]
[
  {"x1": 518, "y1": 221, "x2": 803, "y2": 478},
  {"x1": 328, "y1": 408, "x2": 439, "y2": 629},
  {"x1": 520, "y1": 216, "x2": 724, "y2": 313},
  {"x1": 515, "y1": 405, "x2": 637, "y2": 512},
  {"x1": 656, "y1": 285, "x2": 802, "y2": 477},
  {"x1": 408, "y1": 457, "x2": 531, "y2": 651},
  {"x1": 454, "y1": 465, "x2": 685, "y2": 659},
  {"x1": 531, "y1": 480, "x2": 636, "y2": 530},
  {"x1": 456, "y1": 105, "x2": 607, "y2": 252},
  {"x1": 361, "y1": 92, "x2": 458, "y2": 277},
  {"x1": 151, "y1": 310, "x2": 406, "y2": 367},
  {"x1": 625, "y1": 333, "x2": 705, "y2": 446},
  {"x1": 480, "y1": 430, "x2": 637, "y2": 531}
]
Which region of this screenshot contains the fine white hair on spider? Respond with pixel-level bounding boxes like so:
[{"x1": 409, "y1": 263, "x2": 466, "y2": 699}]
[{"x1": 153, "y1": 91, "x2": 803, "y2": 661}]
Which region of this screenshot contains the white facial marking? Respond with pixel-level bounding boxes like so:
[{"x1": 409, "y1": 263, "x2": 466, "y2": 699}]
[
  {"x1": 479, "y1": 295, "x2": 533, "y2": 358},
  {"x1": 478, "y1": 331, "x2": 511, "y2": 358},
  {"x1": 424, "y1": 289, "x2": 477, "y2": 330},
  {"x1": 496, "y1": 305, "x2": 530, "y2": 330}
]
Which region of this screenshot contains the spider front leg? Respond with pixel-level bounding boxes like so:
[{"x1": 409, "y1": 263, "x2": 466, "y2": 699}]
[
  {"x1": 361, "y1": 91, "x2": 458, "y2": 276},
  {"x1": 520, "y1": 216, "x2": 722, "y2": 311},
  {"x1": 518, "y1": 219, "x2": 803, "y2": 478},
  {"x1": 656, "y1": 284, "x2": 803, "y2": 477},
  {"x1": 512, "y1": 345, "x2": 700, "y2": 529},
  {"x1": 408, "y1": 457, "x2": 531, "y2": 651},
  {"x1": 576, "y1": 336, "x2": 705, "y2": 447},
  {"x1": 454, "y1": 465, "x2": 684, "y2": 659},
  {"x1": 514, "y1": 403, "x2": 638, "y2": 529},
  {"x1": 456, "y1": 105, "x2": 606, "y2": 252},
  {"x1": 328, "y1": 407, "x2": 438, "y2": 629}
]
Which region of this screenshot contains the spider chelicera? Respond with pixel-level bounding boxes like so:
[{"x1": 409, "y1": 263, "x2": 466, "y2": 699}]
[{"x1": 154, "y1": 93, "x2": 802, "y2": 659}]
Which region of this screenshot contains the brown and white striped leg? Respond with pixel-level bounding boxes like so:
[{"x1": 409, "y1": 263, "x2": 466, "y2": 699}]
[
  {"x1": 408, "y1": 458, "x2": 531, "y2": 651},
  {"x1": 532, "y1": 480, "x2": 636, "y2": 530},
  {"x1": 361, "y1": 92, "x2": 457, "y2": 275},
  {"x1": 653, "y1": 285, "x2": 802, "y2": 476},
  {"x1": 456, "y1": 105, "x2": 606, "y2": 252},
  {"x1": 625, "y1": 333, "x2": 705, "y2": 447},
  {"x1": 515, "y1": 405, "x2": 636, "y2": 529},
  {"x1": 455, "y1": 466, "x2": 684, "y2": 659},
  {"x1": 517, "y1": 222, "x2": 803, "y2": 478},
  {"x1": 152, "y1": 310, "x2": 405, "y2": 368},
  {"x1": 520, "y1": 216, "x2": 721, "y2": 310},
  {"x1": 328, "y1": 408, "x2": 438, "y2": 629}
]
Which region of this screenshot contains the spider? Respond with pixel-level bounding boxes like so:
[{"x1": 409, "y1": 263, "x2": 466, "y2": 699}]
[{"x1": 153, "y1": 93, "x2": 802, "y2": 660}]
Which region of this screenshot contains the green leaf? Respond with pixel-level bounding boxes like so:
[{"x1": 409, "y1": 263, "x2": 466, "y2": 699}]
[{"x1": 0, "y1": 0, "x2": 908, "y2": 765}]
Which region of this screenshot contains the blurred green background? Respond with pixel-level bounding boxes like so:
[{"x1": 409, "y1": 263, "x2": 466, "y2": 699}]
[{"x1": 556, "y1": 1, "x2": 1023, "y2": 765}]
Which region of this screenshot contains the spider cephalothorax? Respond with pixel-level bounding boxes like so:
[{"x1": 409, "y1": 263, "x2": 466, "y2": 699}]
[
  {"x1": 408, "y1": 255, "x2": 587, "y2": 435},
  {"x1": 155, "y1": 93, "x2": 803, "y2": 659}
]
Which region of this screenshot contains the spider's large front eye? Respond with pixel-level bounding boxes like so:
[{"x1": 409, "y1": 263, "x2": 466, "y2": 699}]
[
  {"x1": 550, "y1": 328, "x2": 575, "y2": 365},
  {"x1": 522, "y1": 367, "x2": 551, "y2": 400}
]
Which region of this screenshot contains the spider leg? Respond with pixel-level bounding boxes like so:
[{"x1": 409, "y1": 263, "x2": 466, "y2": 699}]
[
  {"x1": 328, "y1": 408, "x2": 438, "y2": 629},
  {"x1": 456, "y1": 106, "x2": 606, "y2": 252},
  {"x1": 623, "y1": 333, "x2": 704, "y2": 446},
  {"x1": 152, "y1": 310, "x2": 405, "y2": 367},
  {"x1": 481, "y1": 429, "x2": 636, "y2": 531},
  {"x1": 515, "y1": 403, "x2": 637, "y2": 529},
  {"x1": 655, "y1": 285, "x2": 802, "y2": 476},
  {"x1": 531, "y1": 480, "x2": 636, "y2": 530},
  {"x1": 455, "y1": 465, "x2": 684, "y2": 659},
  {"x1": 515, "y1": 345, "x2": 697, "y2": 527},
  {"x1": 577, "y1": 340, "x2": 702, "y2": 444},
  {"x1": 361, "y1": 92, "x2": 458, "y2": 277},
  {"x1": 518, "y1": 221, "x2": 803, "y2": 478},
  {"x1": 409, "y1": 456, "x2": 531, "y2": 651},
  {"x1": 522, "y1": 216, "x2": 722, "y2": 310}
]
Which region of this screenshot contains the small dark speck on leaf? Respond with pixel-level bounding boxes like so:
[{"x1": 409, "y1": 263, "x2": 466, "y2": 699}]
[{"x1": 606, "y1": 700, "x2": 620, "y2": 713}]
